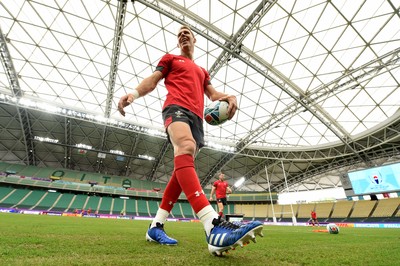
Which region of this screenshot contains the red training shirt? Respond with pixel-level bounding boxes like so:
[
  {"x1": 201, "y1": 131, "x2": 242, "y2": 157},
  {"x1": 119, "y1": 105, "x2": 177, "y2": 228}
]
[
  {"x1": 156, "y1": 54, "x2": 211, "y2": 119},
  {"x1": 311, "y1": 211, "x2": 317, "y2": 219},
  {"x1": 213, "y1": 180, "x2": 229, "y2": 199}
]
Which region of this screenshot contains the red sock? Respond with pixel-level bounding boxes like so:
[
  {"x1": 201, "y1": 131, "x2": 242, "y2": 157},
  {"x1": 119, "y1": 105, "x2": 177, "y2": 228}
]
[
  {"x1": 174, "y1": 154, "x2": 209, "y2": 213},
  {"x1": 159, "y1": 172, "x2": 182, "y2": 212},
  {"x1": 219, "y1": 211, "x2": 223, "y2": 217}
]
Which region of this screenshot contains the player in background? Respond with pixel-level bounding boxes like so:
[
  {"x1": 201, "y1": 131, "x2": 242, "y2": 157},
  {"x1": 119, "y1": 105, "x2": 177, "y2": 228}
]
[
  {"x1": 310, "y1": 210, "x2": 320, "y2": 226},
  {"x1": 209, "y1": 172, "x2": 232, "y2": 220},
  {"x1": 118, "y1": 25, "x2": 263, "y2": 255}
]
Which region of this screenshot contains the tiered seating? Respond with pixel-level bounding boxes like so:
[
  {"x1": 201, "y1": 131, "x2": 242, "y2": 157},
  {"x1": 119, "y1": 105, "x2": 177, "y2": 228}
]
[
  {"x1": 0, "y1": 162, "x2": 25, "y2": 172},
  {"x1": 50, "y1": 193, "x2": 74, "y2": 212},
  {"x1": 225, "y1": 204, "x2": 234, "y2": 215},
  {"x1": 0, "y1": 187, "x2": 14, "y2": 203},
  {"x1": 264, "y1": 204, "x2": 275, "y2": 221},
  {"x1": 68, "y1": 194, "x2": 88, "y2": 212},
  {"x1": 147, "y1": 200, "x2": 158, "y2": 217},
  {"x1": 137, "y1": 199, "x2": 149, "y2": 216},
  {"x1": 84, "y1": 196, "x2": 101, "y2": 213},
  {"x1": 33, "y1": 191, "x2": 61, "y2": 211},
  {"x1": 296, "y1": 203, "x2": 316, "y2": 222},
  {"x1": 0, "y1": 162, "x2": 169, "y2": 193},
  {"x1": 348, "y1": 200, "x2": 377, "y2": 222},
  {"x1": 15, "y1": 190, "x2": 46, "y2": 209},
  {"x1": 370, "y1": 198, "x2": 400, "y2": 218},
  {"x1": 234, "y1": 204, "x2": 256, "y2": 219},
  {"x1": 330, "y1": 200, "x2": 354, "y2": 221},
  {"x1": 234, "y1": 204, "x2": 272, "y2": 221},
  {"x1": 1, "y1": 161, "x2": 398, "y2": 223},
  {"x1": 0, "y1": 188, "x2": 30, "y2": 208},
  {"x1": 253, "y1": 204, "x2": 269, "y2": 220},
  {"x1": 170, "y1": 203, "x2": 184, "y2": 218},
  {"x1": 125, "y1": 198, "x2": 136, "y2": 216},
  {"x1": 112, "y1": 198, "x2": 125, "y2": 215},
  {"x1": 98, "y1": 197, "x2": 112, "y2": 214},
  {"x1": 15, "y1": 165, "x2": 39, "y2": 177},
  {"x1": 315, "y1": 202, "x2": 335, "y2": 221},
  {"x1": 180, "y1": 202, "x2": 195, "y2": 219},
  {"x1": 281, "y1": 204, "x2": 297, "y2": 221}
]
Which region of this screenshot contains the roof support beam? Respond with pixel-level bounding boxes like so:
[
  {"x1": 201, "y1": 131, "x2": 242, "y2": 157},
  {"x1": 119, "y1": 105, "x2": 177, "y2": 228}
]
[
  {"x1": 136, "y1": 0, "x2": 368, "y2": 186},
  {"x1": 207, "y1": 0, "x2": 277, "y2": 77},
  {"x1": 105, "y1": 0, "x2": 128, "y2": 118},
  {"x1": 273, "y1": 143, "x2": 400, "y2": 192},
  {"x1": 98, "y1": 0, "x2": 129, "y2": 173},
  {"x1": 147, "y1": 140, "x2": 170, "y2": 181},
  {"x1": 129, "y1": 1, "x2": 400, "y2": 189},
  {"x1": 64, "y1": 117, "x2": 72, "y2": 169},
  {"x1": 124, "y1": 133, "x2": 140, "y2": 176},
  {"x1": 0, "y1": 26, "x2": 36, "y2": 166}
]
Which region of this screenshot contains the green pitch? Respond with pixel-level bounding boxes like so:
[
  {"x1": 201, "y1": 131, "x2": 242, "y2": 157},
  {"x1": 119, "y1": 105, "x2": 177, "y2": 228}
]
[{"x1": 0, "y1": 213, "x2": 399, "y2": 265}]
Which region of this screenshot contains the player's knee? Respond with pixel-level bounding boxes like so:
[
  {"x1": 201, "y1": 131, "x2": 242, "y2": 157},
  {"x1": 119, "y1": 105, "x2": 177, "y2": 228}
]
[{"x1": 176, "y1": 138, "x2": 196, "y2": 155}]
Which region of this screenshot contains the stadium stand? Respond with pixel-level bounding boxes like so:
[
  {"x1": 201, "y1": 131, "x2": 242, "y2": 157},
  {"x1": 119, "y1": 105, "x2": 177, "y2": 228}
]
[
  {"x1": 0, "y1": 186, "x2": 15, "y2": 204},
  {"x1": 315, "y1": 202, "x2": 335, "y2": 221},
  {"x1": 180, "y1": 202, "x2": 195, "y2": 219},
  {"x1": 227, "y1": 204, "x2": 234, "y2": 214},
  {"x1": 1, "y1": 162, "x2": 399, "y2": 224},
  {"x1": 50, "y1": 193, "x2": 74, "y2": 212},
  {"x1": 264, "y1": 204, "x2": 275, "y2": 222},
  {"x1": 67, "y1": 194, "x2": 89, "y2": 212},
  {"x1": 348, "y1": 200, "x2": 377, "y2": 222},
  {"x1": 329, "y1": 200, "x2": 355, "y2": 222},
  {"x1": 84, "y1": 196, "x2": 101, "y2": 213},
  {"x1": 112, "y1": 197, "x2": 125, "y2": 215},
  {"x1": 15, "y1": 190, "x2": 46, "y2": 209},
  {"x1": 98, "y1": 197, "x2": 112, "y2": 214},
  {"x1": 234, "y1": 204, "x2": 256, "y2": 219},
  {"x1": 0, "y1": 188, "x2": 30, "y2": 208},
  {"x1": 0, "y1": 162, "x2": 170, "y2": 192},
  {"x1": 125, "y1": 198, "x2": 137, "y2": 216},
  {"x1": 32, "y1": 191, "x2": 62, "y2": 211},
  {"x1": 137, "y1": 199, "x2": 150, "y2": 216},
  {"x1": 147, "y1": 200, "x2": 159, "y2": 217},
  {"x1": 253, "y1": 204, "x2": 269, "y2": 220},
  {"x1": 296, "y1": 203, "x2": 316, "y2": 222},
  {"x1": 280, "y1": 204, "x2": 297, "y2": 221},
  {"x1": 170, "y1": 202, "x2": 184, "y2": 218},
  {"x1": 370, "y1": 197, "x2": 400, "y2": 222}
]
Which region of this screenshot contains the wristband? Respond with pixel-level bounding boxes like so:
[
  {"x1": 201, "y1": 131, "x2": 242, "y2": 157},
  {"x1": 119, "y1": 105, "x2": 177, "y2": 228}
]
[{"x1": 132, "y1": 89, "x2": 140, "y2": 99}]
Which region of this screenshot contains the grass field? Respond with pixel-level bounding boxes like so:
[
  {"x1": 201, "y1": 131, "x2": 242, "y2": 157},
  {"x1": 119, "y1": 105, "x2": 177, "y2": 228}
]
[{"x1": 0, "y1": 213, "x2": 399, "y2": 266}]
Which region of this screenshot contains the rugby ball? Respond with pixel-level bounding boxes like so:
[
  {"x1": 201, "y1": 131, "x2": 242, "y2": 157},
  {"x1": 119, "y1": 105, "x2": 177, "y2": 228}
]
[
  {"x1": 327, "y1": 223, "x2": 339, "y2": 234},
  {"x1": 204, "y1": 101, "x2": 229, "y2": 126}
]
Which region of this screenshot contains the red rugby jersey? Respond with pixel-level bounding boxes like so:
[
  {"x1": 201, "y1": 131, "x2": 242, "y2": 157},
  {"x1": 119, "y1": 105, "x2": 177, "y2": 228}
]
[
  {"x1": 156, "y1": 54, "x2": 210, "y2": 119},
  {"x1": 213, "y1": 180, "x2": 229, "y2": 199}
]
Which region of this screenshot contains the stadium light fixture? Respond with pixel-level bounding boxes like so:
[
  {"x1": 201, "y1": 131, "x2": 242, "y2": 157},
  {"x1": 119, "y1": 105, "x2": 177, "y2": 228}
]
[
  {"x1": 110, "y1": 149, "x2": 124, "y2": 155},
  {"x1": 234, "y1": 177, "x2": 245, "y2": 188},
  {"x1": 34, "y1": 136, "x2": 59, "y2": 143},
  {"x1": 76, "y1": 143, "x2": 92, "y2": 150},
  {"x1": 1, "y1": 94, "x2": 238, "y2": 153},
  {"x1": 138, "y1": 154, "x2": 155, "y2": 160},
  {"x1": 205, "y1": 141, "x2": 236, "y2": 152}
]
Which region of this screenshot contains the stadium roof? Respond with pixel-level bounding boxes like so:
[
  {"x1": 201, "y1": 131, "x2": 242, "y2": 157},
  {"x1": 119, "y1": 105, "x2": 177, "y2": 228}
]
[{"x1": 1, "y1": 0, "x2": 400, "y2": 193}]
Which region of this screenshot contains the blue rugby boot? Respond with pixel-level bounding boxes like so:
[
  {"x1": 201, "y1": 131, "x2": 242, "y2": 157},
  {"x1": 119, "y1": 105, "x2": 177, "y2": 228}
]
[
  {"x1": 146, "y1": 222, "x2": 178, "y2": 245},
  {"x1": 207, "y1": 219, "x2": 264, "y2": 256}
]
